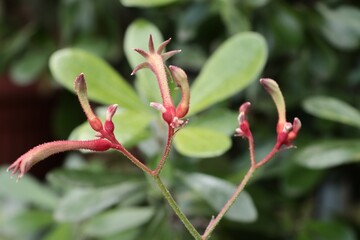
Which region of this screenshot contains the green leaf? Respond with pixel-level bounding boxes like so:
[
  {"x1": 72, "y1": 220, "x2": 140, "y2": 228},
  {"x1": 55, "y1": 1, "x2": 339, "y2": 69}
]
[
  {"x1": 190, "y1": 108, "x2": 238, "y2": 136},
  {"x1": 55, "y1": 181, "x2": 144, "y2": 222},
  {"x1": 49, "y1": 48, "x2": 144, "y2": 110},
  {"x1": 318, "y1": 4, "x2": 360, "y2": 50},
  {"x1": 297, "y1": 220, "x2": 356, "y2": 240},
  {"x1": 84, "y1": 207, "x2": 154, "y2": 237},
  {"x1": 120, "y1": 0, "x2": 179, "y2": 7},
  {"x1": 295, "y1": 140, "x2": 360, "y2": 169},
  {"x1": 189, "y1": 32, "x2": 267, "y2": 115},
  {"x1": 174, "y1": 127, "x2": 231, "y2": 158},
  {"x1": 124, "y1": 19, "x2": 163, "y2": 103},
  {"x1": 104, "y1": 228, "x2": 140, "y2": 240},
  {"x1": 43, "y1": 223, "x2": 72, "y2": 240},
  {"x1": 282, "y1": 165, "x2": 324, "y2": 197},
  {"x1": 0, "y1": 210, "x2": 53, "y2": 238},
  {"x1": 180, "y1": 173, "x2": 257, "y2": 222},
  {"x1": 0, "y1": 168, "x2": 58, "y2": 210},
  {"x1": 69, "y1": 108, "x2": 154, "y2": 147},
  {"x1": 303, "y1": 96, "x2": 360, "y2": 128},
  {"x1": 47, "y1": 169, "x2": 139, "y2": 188},
  {"x1": 10, "y1": 49, "x2": 48, "y2": 86}
]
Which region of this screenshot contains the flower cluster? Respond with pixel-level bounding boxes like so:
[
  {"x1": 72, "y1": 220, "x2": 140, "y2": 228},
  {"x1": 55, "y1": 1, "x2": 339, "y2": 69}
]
[
  {"x1": 132, "y1": 35, "x2": 189, "y2": 128},
  {"x1": 7, "y1": 36, "x2": 191, "y2": 179}
]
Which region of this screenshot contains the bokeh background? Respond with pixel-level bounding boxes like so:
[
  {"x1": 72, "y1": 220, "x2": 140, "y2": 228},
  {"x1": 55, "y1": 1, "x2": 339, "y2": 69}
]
[{"x1": 1, "y1": 0, "x2": 360, "y2": 239}]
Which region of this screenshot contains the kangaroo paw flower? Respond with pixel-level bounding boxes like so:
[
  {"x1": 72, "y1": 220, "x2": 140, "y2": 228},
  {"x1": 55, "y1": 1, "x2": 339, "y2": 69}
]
[
  {"x1": 235, "y1": 102, "x2": 252, "y2": 138},
  {"x1": 260, "y1": 78, "x2": 301, "y2": 148},
  {"x1": 132, "y1": 35, "x2": 183, "y2": 127},
  {"x1": 7, "y1": 139, "x2": 111, "y2": 180},
  {"x1": 75, "y1": 73, "x2": 103, "y2": 132}
]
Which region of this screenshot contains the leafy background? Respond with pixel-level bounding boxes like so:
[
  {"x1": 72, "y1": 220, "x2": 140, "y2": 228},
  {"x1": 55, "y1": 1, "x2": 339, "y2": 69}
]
[{"x1": 1, "y1": 0, "x2": 360, "y2": 239}]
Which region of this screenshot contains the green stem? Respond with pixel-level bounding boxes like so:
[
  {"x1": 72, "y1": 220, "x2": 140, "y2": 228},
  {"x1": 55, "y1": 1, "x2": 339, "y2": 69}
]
[
  {"x1": 153, "y1": 175, "x2": 202, "y2": 240},
  {"x1": 202, "y1": 166, "x2": 256, "y2": 240},
  {"x1": 111, "y1": 144, "x2": 153, "y2": 175}
]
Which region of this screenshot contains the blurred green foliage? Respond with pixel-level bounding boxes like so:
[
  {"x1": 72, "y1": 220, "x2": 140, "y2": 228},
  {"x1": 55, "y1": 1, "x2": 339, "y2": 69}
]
[{"x1": 1, "y1": 0, "x2": 360, "y2": 239}]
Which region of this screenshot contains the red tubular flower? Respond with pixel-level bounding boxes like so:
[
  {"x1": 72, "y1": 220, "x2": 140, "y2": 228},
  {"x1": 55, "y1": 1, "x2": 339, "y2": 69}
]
[
  {"x1": 7, "y1": 139, "x2": 111, "y2": 180},
  {"x1": 131, "y1": 35, "x2": 184, "y2": 128},
  {"x1": 75, "y1": 73, "x2": 103, "y2": 132},
  {"x1": 260, "y1": 78, "x2": 301, "y2": 148},
  {"x1": 235, "y1": 102, "x2": 252, "y2": 139},
  {"x1": 8, "y1": 73, "x2": 120, "y2": 180}
]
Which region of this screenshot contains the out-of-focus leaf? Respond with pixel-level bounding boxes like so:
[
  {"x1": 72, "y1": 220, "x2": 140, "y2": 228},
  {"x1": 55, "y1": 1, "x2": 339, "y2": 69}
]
[
  {"x1": 282, "y1": 165, "x2": 324, "y2": 197},
  {"x1": 295, "y1": 140, "x2": 360, "y2": 169},
  {"x1": 189, "y1": 32, "x2": 267, "y2": 115},
  {"x1": 124, "y1": 19, "x2": 163, "y2": 103},
  {"x1": 43, "y1": 223, "x2": 72, "y2": 240},
  {"x1": 303, "y1": 96, "x2": 360, "y2": 128},
  {"x1": 218, "y1": 1, "x2": 250, "y2": 34},
  {"x1": 10, "y1": 49, "x2": 48, "y2": 86},
  {"x1": 49, "y1": 48, "x2": 144, "y2": 110},
  {"x1": 317, "y1": 4, "x2": 360, "y2": 50},
  {"x1": 174, "y1": 127, "x2": 231, "y2": 158},
  {"x1": 297, "y1": 220, "x2": 356, "y2": 240},
  {"x1": 0, "y1": 24, "x2": 35, "y2": 69},
  {"x1": 309, "y1": 41, "x2": 337, "y2": 80},
  {"x1": 47, "y1": 169, "x2": 139, "y2": 189},
  {"x1": 120, "y1": 0, "x2": 178, "y2": 7},
  {"x1": 190, "y1": 108, "x2": 238, "y2": 136},
  {"x1": 103, "y1": 228, "x2": 140, "y2": 240},
  {"x1": 0, "y1": 168, "x2": 58, "y2": 210},
  {"x1": 180, "y1": 172, "x2": 257, "y2": 222},
  {"x1": 0, "y1": 210, "x2": 53, "y2": 238},
  {"x1": 83, "y1": 207, "x2": 154, "y2": 237},
  {"x1": 243, "y1": 0, "x2": 269, "y2": 8},
  {"x1": 69, "y1": 109, "x2": 154, "y2": 147},
  {"x1": 140, "y1": 208, "x2": 178, "y2": 240},
  {"x1": 55, "y1": 181, "x2": 144, "y2": 222},
  {"x1": 270, "y1": 5, "x2": 304, "y2": 53}
]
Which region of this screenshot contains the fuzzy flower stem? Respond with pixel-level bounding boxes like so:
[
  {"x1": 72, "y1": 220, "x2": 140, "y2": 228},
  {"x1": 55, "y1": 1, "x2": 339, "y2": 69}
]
[
  {"x1": 110, "y1": 143, "x2": 153, "y2": 175},
  {"x1": 153, "y1": 126, "x2": 175, "y2": 176},
  {"x1": 202, "y1": 165, "x2": 256, "y2": 240},
  {"x1": 153, "y1": 175, "x2": 202, "y2": 240}
]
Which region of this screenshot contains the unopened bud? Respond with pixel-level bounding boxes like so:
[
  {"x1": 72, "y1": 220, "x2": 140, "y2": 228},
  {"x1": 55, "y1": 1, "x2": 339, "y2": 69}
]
[
  {"x1": 260, "y1": 78, "x2": 286, "y2": 130},
  {"x1": 7, "y1": 139, "x2": 111, "y2": 180},
  {"x1": 74, "y1": 73, "x2": 103, "y2": 132},
  {"x1": 169, "y1": 65, "x2": 190, "y2": 119}
]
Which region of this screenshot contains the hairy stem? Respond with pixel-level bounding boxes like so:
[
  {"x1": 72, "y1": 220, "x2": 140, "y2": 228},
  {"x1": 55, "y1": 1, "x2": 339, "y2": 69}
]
[
  {"x1": 202, "y1": 165, "x2": 256, "y2": 240},
  {"x1": 153, "y1": 126, "x2": 174, "y2": 175},
  {"x1": 255, "y1": 144, "x2": 280, "y2": 168},
  {"x1": 111, "y1": 144, "x2": 153, "y2": 175},
  {"x1": 153, "y1": 175, "x2": 202, "y2": 240}
]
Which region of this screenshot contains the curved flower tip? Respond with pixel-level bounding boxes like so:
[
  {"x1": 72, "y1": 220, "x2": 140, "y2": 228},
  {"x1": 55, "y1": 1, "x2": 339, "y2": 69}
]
[
  {"x1": 169, "y1": 65, "x2": 190, "y2": 119},
  {"x1": 276, "y1": 118, "x2": 302, "y2": 148},
  {"x1": 74, "y1": 73, "x2": 103, "y2": 132},
  {"x1": 104, "y1": 104, "x2": 118, "y2": 134},
  {"x1": 260, "y1": 78, "x2": 286, "y2": 128},
  {"x1": 7, "y1": 139, "x2": 112, "y2": 180},
  {"x1": 235, "y1": 102, "x2": 252, "y2": 138}
]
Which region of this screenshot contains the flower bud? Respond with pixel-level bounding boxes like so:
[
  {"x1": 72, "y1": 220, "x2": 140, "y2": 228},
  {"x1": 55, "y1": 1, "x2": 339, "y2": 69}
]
[
  {"x1": 74, "y1": 74, "x2": 103, "y2": 132},
  {"x1": 104, "y1": 104, "x2": 118, "y2": 133},
  {"x1": 260, "y1": 78, "x2": 286, "y2": 133},
  {"x1": 235, "y1": 102, "x2": 252, "y2": 138},
  {"x1": 8, "y1": 139, "x2": 111, "y2": 180},
  {"x1": 169, "y1": 65, "x2": 190, "y2": 119}
]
